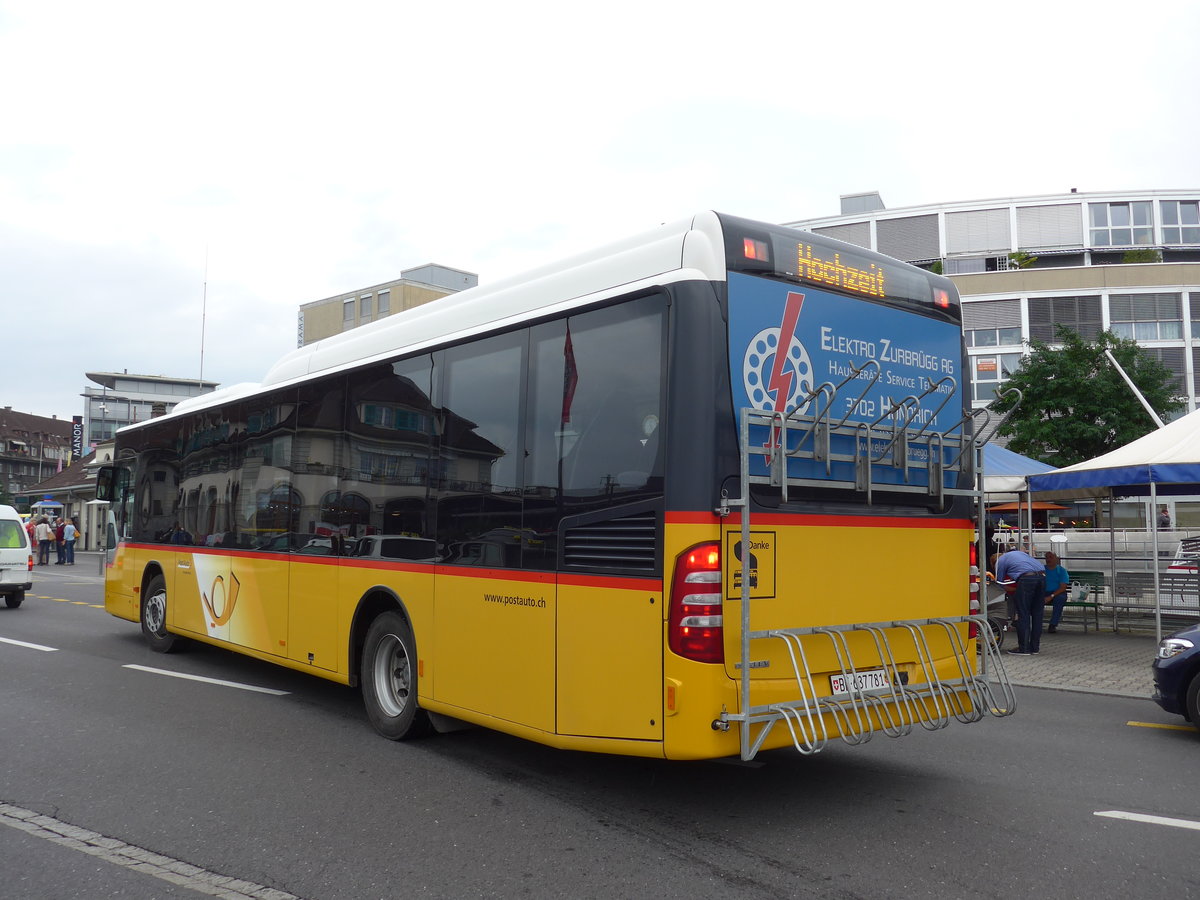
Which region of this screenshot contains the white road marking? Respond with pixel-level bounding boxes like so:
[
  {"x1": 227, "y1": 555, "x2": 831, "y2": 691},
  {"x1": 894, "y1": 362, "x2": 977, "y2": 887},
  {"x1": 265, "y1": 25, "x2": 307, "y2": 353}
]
[
  {"x1": 123, "y1": 664, "x2": 289, "y2": 695},
  {"x1": 0, "y1": 802, "x2": 304, "y2": 899},
  {"x1": 0, "y1": 635, "x2": 57, "y2": 652},
  {"x1": 1095, "y1": 810, "x2": 1200, "y2": 832}
]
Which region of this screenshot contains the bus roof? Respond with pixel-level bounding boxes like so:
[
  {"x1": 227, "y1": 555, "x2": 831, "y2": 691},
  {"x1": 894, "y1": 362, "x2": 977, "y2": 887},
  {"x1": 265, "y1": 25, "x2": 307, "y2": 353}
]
[
  {"x1": 152, "y1": 212, "x2": 729, "y2": 425},
  {"x1": 140, "y1": 211, "x2": 954, "y2": 428}
]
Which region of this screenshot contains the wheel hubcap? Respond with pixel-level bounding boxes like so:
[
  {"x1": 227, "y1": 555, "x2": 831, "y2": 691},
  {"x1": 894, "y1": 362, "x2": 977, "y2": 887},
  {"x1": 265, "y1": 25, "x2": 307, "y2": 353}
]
[
  {"x1": 373, "y1": 633, "x2": 411, "y2": 718},
  {"x1": 146, "y1": 590, "x2": 166, "y2": 634}
]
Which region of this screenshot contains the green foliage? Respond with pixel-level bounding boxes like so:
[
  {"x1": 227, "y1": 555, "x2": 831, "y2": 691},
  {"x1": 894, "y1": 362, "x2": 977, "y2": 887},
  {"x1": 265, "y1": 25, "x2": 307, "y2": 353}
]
[
  {"x1": 929, "y1": 260, "x2": 944, "y2": 275},
  {"x1": 1122, "y1": 248, "x2": 1162, "y2": 263},
  {"x1": 1008, "y1": 251, "x2": 1038, "y2": 269},
  {"x1": 989, "y1": 325, "x2": 1184, "y2": 466}
]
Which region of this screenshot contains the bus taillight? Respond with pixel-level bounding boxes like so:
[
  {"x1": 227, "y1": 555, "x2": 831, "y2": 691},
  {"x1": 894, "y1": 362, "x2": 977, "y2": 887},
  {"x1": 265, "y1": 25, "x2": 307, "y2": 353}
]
[
  {"x1": 669, "y1": 542, "x2": 724, "y2": 664},
  {"x1": 968, "y1": 541, "x2": 980, "y2": 640}
]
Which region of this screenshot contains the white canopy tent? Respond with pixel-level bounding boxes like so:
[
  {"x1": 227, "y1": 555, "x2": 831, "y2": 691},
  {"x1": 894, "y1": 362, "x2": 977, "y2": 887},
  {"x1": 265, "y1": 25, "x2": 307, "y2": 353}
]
[{"x1": 1028, "y1": 407, "x2": 1200, "y2": 640}]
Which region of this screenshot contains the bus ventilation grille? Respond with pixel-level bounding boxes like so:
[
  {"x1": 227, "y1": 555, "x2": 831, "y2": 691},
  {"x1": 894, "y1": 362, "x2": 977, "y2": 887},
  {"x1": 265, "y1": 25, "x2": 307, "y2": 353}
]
[{"x1": 563, "y1": 513, "x2": 657, "y2": 571}]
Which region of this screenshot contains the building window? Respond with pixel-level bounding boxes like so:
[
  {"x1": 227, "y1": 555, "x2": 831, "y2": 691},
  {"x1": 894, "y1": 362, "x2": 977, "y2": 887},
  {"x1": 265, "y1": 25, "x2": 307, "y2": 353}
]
[
  {"x1": 360, "y1": 294, "x2": 373, "y2": 320},
  {"x1": 1028, "y1": 295, "x2": 1103, "y2": 342},
  {"x1": 971, "y1": 353, "x2": 1022, "y2": 403},
  {"x1": 1089, "y1": 201, "x2": 1153, "y2": 247},
  {"x1": 967, "y1": 326, "x2": 1022, "y2": 348},
  {"x1": 378, "y1": 290, "x2": 390, "y2": 315},
  {"x1": 1109, "y1": 293, "x2": 1182, "y2": 341},
  {"x1": 1143, "y1": 347, "x2": 1186, "y2": 394},
  {"x1": 1162, "y1": 201, "x2": 1200, "y2": 244},
  {"x1": 343, "y1": 300, "x2": 355, "y2": 326}
]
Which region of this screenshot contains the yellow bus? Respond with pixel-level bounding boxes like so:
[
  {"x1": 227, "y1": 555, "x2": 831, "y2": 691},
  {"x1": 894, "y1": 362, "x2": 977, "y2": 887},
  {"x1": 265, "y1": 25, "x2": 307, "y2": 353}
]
[{"x1": 96, "y1": 212, "x2": 1013, "y2": 760}]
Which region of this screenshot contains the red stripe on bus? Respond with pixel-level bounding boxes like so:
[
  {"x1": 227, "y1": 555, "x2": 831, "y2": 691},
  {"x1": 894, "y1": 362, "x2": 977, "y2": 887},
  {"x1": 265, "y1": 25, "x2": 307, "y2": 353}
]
[
  {"x1": 119, "y1": 544, "x2": 658, "y2": 586},
  {"x1": 556, "y1": 573, "x2": 662, "y2": 591},
  {"x1": 665, "y1": 512, "x2": 971, "y2": 530}
]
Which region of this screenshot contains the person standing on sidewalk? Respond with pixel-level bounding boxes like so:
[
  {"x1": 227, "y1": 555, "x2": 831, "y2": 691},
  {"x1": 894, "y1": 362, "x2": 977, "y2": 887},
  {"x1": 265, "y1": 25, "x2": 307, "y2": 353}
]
[
  {"x1": 54, "y1": 517, "x2": 66, "y2": 564},
  {"x1": 995, "y1": 547, "x2": 1046, "y2": 655},
  {"x1": 1043, "y1": 551, "x2": 1070, "y2": 633},
  {"x1": 34, "y1": 517, "x2": 53, "y2": 566},
  {"x1": 62, "y1": 518, "x2": 77, "y2": 565}
]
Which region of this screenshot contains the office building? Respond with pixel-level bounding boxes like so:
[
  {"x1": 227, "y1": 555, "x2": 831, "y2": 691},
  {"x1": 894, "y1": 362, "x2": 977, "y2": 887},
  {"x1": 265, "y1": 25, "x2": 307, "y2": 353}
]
[
  {"x1": 84, "y1": 371, "x2": 218, "y2": 448},
  {"x1": 298, "y1": 264, "x2": 478, "y2": 346},
  {"x1": 786, "y1": 189, "x2": 1200, "y2": 411}
]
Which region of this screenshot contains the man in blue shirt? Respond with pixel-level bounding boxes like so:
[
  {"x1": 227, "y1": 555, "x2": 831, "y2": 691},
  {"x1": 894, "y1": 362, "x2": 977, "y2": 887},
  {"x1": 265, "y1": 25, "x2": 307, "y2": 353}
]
[
  {"x1": 994, "y1": 547, "x2": 1046, "y2": 655},
  {"x1": 1043, "y1": 551, "x2": 1070, "y2": 633}
]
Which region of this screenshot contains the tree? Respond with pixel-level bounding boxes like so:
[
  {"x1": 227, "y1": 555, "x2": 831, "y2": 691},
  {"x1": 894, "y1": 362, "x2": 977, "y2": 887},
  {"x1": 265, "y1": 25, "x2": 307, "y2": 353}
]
[
  {"x1": 988, "y1": 325, "x2": 1184, "y2": 466},
  {"x1": 1122, "y1": 248, "x2": 1162, "y2": 264},
  {"x1": 1008, "y1": 251, "x2": 1038, "y2": 269}
]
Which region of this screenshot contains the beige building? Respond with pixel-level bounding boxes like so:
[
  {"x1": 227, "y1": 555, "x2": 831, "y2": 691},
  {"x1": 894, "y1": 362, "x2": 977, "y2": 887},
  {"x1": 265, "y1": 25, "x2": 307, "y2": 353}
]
[{"x1": 298, "y1": 264, "x2": 478, "y2": 346}]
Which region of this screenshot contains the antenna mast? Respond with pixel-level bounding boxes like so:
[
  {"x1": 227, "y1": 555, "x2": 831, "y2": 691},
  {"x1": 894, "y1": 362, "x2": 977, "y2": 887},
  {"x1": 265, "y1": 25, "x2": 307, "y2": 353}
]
[{"x1": 200, "y1": 246, "x2": 209, "y2": 382}]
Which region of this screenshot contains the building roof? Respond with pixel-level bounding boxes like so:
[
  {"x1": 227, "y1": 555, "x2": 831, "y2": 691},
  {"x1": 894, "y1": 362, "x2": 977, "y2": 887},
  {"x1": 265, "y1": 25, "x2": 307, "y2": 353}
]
[
  {"x1": 787, "y1": 188, "x2": 1200, "y2": 228},
  {"x1": 0, "y1": 407, "x2": 73, "y2": 442},
  {"x1": 86, "y1": 371, "x2": 218, "y2": 390},
  {"x1": 20, "y1": 452, "x2": 97, "y2": 496}
]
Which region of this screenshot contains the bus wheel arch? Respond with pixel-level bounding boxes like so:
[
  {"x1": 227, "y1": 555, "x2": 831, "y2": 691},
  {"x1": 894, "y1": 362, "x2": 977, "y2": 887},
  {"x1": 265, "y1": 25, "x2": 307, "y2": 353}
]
[
  {"x1": 140, "y1": 567, "x2": 183, "y2": 653},
  {"x1": 355, "y1": 592, "x2": 432, "y2": 739},
  {"x1": 352, "y1": 591, "x2": 432, "y2": 740}
]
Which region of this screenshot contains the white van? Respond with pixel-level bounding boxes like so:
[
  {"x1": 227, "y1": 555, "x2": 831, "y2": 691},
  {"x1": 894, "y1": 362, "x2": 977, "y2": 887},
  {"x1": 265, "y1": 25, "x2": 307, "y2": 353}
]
[{"x1": 0, "y1": 505, "x2": 33, "y2": 608}]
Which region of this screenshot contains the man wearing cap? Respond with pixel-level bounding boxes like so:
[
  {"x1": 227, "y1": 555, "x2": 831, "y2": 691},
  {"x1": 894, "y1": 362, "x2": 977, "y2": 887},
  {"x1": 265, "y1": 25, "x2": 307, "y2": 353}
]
[{"x1": 994, "y1": 547, "x2": 1046, "y2": 655}]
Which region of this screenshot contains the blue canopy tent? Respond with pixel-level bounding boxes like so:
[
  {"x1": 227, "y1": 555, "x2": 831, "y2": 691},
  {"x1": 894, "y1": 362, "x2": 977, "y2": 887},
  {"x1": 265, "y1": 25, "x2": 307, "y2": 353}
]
[
  {"x1": 982, "y1": 443, "x2": 1056, "y2": 494},
  {"x1": 982, "y1": 444, "x2": 1057, "y2": 550},
  {"x1": 1027, "y1": 407, "x2": 1200, "y2": 640}
]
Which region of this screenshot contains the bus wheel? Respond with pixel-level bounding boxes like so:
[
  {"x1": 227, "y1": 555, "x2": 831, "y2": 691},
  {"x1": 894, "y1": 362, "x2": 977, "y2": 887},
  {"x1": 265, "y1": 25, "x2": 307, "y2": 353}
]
[
  {"x1": 361, "y1": 611, "x2": 431, "y2": 740},
  {"x1": 141, "y1": 574, "x2": 180, "y2": 653},
  {"x1": 5, "y1": 591, "x2": 22, "y2": 609}
]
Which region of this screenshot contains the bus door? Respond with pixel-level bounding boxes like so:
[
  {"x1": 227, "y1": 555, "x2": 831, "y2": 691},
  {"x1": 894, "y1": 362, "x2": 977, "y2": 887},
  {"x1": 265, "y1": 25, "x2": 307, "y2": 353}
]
[
  {"x1": 174, "y1": 547, "x2": 288, "y2": 659},
  {"x1": 171, "y1": 547, "x2": 235, "y2": 644},
  {"x1": 98, "y1": 465, "x2": 139, "y2": 620}
]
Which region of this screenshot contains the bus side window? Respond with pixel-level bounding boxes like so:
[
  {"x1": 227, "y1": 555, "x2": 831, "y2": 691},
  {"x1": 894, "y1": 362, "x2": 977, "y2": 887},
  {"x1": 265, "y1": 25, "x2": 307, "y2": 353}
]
[{"x1": 557, "y1": 297, "x2": 665, "y2": 500}]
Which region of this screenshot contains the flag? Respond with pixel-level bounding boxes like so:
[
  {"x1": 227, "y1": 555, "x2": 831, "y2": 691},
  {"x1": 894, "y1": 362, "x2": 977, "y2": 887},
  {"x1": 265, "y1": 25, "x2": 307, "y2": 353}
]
[{"x1": 561, "y1": 324, "x2": 578, "y2": 425}]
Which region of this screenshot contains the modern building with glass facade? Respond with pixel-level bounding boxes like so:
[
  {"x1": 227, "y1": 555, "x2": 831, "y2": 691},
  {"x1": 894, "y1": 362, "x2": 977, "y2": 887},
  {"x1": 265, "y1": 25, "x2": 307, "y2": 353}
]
[
  {"x1": 786, "y1": 189, "x2": 1200, "y2": 411},
  {"x1": 786, "y1": 189, "x2": 1200, "y2": 530},
  {"x1": 84, "y1": 372, "x2": 218, "y2": 449}
]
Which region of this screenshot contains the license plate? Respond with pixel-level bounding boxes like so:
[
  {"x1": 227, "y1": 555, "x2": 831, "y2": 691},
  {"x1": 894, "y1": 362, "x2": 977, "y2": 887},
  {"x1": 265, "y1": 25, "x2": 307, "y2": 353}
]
[{"x1": 830, "y1": 668, "x2": 891, "y2": 695}]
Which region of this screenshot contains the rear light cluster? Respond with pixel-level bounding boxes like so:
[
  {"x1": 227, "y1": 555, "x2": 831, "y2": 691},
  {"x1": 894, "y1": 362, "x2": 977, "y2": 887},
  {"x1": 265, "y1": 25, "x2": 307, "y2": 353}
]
[
  {"x1": 968, "y1": 541, "x2": 980, "y2": 640},
  {"x1": 668, "y1": 542, "x2": 724, "y2": 664}
]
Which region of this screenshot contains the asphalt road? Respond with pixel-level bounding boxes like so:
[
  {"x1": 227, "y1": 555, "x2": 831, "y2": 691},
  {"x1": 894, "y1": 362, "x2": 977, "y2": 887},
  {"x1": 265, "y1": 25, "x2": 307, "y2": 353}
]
[{"x1": 1, "y1": 566, "x2": 1197, "y2": 899}]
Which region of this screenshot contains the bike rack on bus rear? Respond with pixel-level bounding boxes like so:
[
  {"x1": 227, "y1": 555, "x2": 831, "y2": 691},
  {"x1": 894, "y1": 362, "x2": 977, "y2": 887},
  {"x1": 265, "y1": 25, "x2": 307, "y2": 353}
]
[{"x1": 716, "y1": 370, "x2": 1019, "y2": 760}]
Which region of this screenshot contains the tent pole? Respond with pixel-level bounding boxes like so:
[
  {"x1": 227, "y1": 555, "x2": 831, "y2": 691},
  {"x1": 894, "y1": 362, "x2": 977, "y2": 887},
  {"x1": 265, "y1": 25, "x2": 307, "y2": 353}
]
[
  {"x1": 1152, "y1": 481, "x2": 1162, "y2": 644},
  {"x1": 1025, "y1": 490, "x2": 1033, "y2": 552},
  {"x1": 1109, "y1": 496, "x2": 1116, "y2": 632}
]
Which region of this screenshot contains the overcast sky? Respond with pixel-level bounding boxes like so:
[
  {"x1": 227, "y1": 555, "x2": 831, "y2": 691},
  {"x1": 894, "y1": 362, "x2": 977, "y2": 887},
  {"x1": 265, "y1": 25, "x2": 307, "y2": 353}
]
[{"x1": 3, "y1": 0, "x2": 1198, "y2": 422}]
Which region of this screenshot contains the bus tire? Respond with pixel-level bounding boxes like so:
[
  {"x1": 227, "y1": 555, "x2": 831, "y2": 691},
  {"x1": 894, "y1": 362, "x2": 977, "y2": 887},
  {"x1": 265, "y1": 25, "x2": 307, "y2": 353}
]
[
  {"x1": 5, "y1": 591, "x2": 22, "y2": 609},
  {"x1": 361, "y1": 610, "x2": 431, "y2": 740},
  {"x1": 141, "y1": 574, "x2": 181, "y2": 653}
]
